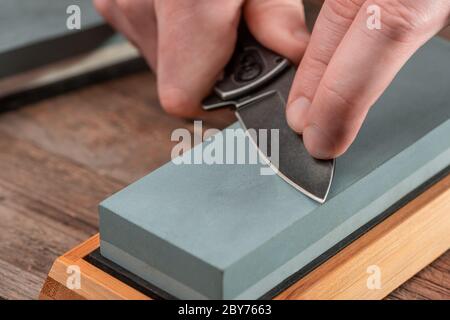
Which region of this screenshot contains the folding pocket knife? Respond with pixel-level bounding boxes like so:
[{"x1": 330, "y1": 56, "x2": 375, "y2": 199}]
[{"x1": 202, "y1": 25, "x2": 335, "y2": 203}]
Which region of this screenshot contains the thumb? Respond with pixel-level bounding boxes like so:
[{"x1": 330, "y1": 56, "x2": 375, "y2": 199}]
[{"x1": 244, "y1": 0, "x2": 310, "y2": 64}]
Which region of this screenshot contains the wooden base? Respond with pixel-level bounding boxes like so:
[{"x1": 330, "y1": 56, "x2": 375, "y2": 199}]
[{"x1": 40, "y1": 174, "x2": 450, "y2": 300}]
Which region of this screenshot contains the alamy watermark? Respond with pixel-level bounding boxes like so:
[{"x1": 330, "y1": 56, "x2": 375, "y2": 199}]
[
  {"x1": 366, "y1": 265, "x2": 382, "y2": 290},
  {"x1": 66, "y1": 265, "x2": 81, "y2": 290},
  {"x1": 171, "y1": 121, "x2": 279, "y2": 176},
  {"x1": 66, "y1": 5, "x2": 81, "y2": 30},
  {"x1": 366, "y1": 4, "x2": 382, "y2": 30}
]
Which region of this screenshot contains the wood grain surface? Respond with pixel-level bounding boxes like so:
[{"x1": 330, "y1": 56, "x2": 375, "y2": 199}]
[{"x1": 0, "y1": 71, "x2": 448, "y2": 300}]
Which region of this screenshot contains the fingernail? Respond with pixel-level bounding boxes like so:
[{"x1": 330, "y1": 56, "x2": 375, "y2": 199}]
[
  {"x1": 303, "y1": 124, "x2": 335, "y2": 159},
  {"x1": 286, "y1": 97, "x2": 310, "y2": 133}
]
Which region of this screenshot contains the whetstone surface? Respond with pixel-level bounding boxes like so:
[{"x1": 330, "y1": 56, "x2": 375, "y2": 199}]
[{"x1": 99, "y1": 38, "x2": 450, "y2": 299}]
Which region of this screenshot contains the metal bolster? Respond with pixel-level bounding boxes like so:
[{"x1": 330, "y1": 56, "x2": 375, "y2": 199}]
[{"x1": 213, "y1": 58, "x2": 290, "y2": 101}]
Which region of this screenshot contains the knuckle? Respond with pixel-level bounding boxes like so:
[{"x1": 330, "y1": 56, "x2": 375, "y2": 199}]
[
  {"x1": 366, "y1": 0, "x2": 426, "y2": 42},
  {"x1": 324, "y1": 0, "x2": 363, "y2": 22},
  {"x1": 156, "y1": 0, "x2": 241, "y2": 32},
  {"x1": 306, "y1": 45, "x2": 334, "y2": 70},
  {"x1": 321, "y1": 82, "x2": 356, "y2": 120}
]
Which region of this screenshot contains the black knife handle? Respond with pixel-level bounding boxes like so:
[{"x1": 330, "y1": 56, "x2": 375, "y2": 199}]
[{"x1": 203, "y1": 23, "x2": 291, "y2": 109}]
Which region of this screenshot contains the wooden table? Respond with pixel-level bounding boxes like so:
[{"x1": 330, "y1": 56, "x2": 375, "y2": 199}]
[{"x1": 0, "y1": 71, "x2": 448, "y2": 300}]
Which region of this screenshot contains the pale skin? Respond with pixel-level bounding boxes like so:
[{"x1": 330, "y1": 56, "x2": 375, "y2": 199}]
[{"x1": 94, "y1": 0, "x2": 450, "y2": 159}]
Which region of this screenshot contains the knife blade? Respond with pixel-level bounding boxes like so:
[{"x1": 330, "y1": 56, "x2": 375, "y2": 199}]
[{"x1": 202, "y1": 25, "x2": 335, "y2": 203}]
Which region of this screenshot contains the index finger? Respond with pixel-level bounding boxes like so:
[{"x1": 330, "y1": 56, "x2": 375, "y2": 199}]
[
  {"x1": 299, "y1": 0, "x2": 448, "y2": 158},
  {"x1": 285, "y1": 0, "x2": 364, "y2": 133}
]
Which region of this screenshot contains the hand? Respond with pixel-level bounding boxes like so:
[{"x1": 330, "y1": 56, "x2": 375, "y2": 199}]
[
  {"x1": 94, "y1": 0, "x2": 310, "y2": 118},
  {"x1": 286, "y1": 0, "x2": 450, "y2": 159}
]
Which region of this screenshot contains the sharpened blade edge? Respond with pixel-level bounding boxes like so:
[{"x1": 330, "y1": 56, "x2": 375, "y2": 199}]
[{"x1": 235, "y1": 110, "x2": 335, "y2": 203}]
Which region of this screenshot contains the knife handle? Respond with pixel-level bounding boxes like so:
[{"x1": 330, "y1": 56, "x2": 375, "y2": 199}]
[{"x1": 202, "y1": 23, "x2": 291, "y2": 110}]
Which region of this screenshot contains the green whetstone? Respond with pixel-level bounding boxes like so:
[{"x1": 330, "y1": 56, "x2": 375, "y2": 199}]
[{"x1": 99, "y1": 38, "x2": 450, "y2": 299}]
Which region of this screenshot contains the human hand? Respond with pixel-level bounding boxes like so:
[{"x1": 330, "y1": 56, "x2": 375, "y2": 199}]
[
  {"x1": 94, "y1": 0, "x2": 310, "y2": 118},
  {"x1": 286, "y1": 0, "x2": 450, "y2": 159}
]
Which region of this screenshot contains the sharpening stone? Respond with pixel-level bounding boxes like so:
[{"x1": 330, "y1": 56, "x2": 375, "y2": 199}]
[
  {"x1": 0, "y1": 0, "x2": 107, "y2": 78},
  {"x1": 99, "y1": 37, "x2": 450, "y2": 300}
]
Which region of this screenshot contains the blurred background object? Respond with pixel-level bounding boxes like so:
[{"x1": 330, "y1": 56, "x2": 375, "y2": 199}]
[{"x1": 0, "y1": 0, "x2": 145, "y2": 109}]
